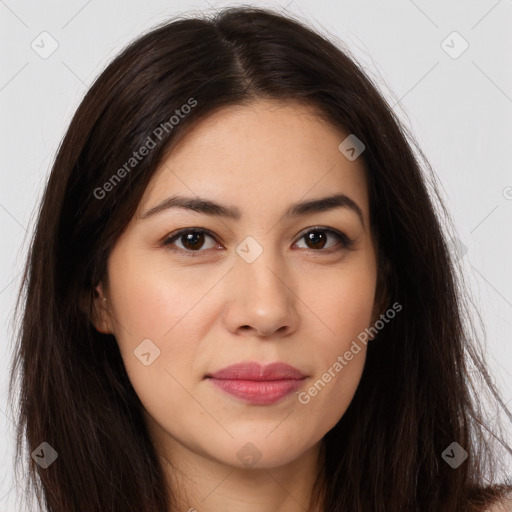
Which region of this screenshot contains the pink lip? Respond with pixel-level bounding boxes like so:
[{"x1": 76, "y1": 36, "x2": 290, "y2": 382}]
[{"x1": 206, "y1": 362, "x2": 307, "y2": 405}]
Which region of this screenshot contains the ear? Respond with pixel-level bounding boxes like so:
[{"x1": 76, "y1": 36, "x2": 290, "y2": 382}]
[{"x1": 91, "y1": 282, "x2": 114, "y2": 334}]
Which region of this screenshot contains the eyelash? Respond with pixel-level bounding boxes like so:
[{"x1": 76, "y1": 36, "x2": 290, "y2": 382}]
[{"x1": 161, "y1": 226, "x2": 355, "y2": 257}]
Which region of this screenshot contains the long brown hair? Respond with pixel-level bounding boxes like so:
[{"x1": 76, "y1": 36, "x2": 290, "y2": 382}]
[{"x1": 8, "y1": 6, "x2": 512, "y2": 511}]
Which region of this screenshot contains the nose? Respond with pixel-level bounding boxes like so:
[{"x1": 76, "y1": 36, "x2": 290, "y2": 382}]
[{"x1": 222, "y1": 246, "x2": 300, "y2": 338}]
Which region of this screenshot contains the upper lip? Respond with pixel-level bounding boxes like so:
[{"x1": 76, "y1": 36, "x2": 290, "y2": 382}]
[{"x1": 206, "y1": 362, "x2": 306, "y2": 381}]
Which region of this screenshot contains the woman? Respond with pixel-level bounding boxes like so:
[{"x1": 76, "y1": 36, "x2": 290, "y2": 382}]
[{"x1": 8, "y1": 5, "x2": 512, "y2": 512}]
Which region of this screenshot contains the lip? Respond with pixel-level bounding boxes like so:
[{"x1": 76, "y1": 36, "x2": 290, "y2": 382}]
[
  {"x1": 205, "y1": 362, "x2": 307, "y2": 405},
  {"x1": 206, "y1": 361, "x2": 306, "y2": 381}
]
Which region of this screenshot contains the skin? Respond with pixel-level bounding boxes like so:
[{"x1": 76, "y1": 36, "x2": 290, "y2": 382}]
[{"x1": 93, "y1": 98, "x2": 383, "y2": 512}]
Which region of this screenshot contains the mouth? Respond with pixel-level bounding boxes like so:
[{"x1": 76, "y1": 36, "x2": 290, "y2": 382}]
[{"x1": 205, "y1": 361, "x2": 307, "y2": 405}]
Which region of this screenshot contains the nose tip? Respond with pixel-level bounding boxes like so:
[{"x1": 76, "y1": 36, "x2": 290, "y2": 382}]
[{"x1": 224, "y1": 252, "x2": 299, "y2": 339}]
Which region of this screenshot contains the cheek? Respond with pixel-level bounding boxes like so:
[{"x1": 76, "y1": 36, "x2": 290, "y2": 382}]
[
  {"x1": 105, "y1": 252, "x2": 213, "y2": 392},
  {"x1": 296, "y1": 264, "x2": 375, "y2": 424},
  {"x1": 107, "y1": 247, "x2": 217, "y2": 341},
  {"x1": 305, "y1": 260, "x2": 376, "y2": 343},
  {"x1": 106, "y1": 268, "x2": 204, "y2": 430}
]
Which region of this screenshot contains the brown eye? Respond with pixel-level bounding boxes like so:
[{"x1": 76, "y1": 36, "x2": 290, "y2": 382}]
[
  {"x1": 163, "y1": 229, "x2": 218, "y2": 253},
  {"x1": 304, "y1": 230, "x2": 328, "y2": 250},
  {"x1": 295, "y1": 228, "x2": 353, "y2": 252},
  {"x1": 163, "y1": 226, "x2": 354, "y2": 257},
  {"x1": 179, "y1": 231, "x2": 206, "y2": 251}
]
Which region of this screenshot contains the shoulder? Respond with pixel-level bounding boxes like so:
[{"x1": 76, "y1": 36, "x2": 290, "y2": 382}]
[{"x1": 485, "y1": 494, "x2": 512, "y2": 512}]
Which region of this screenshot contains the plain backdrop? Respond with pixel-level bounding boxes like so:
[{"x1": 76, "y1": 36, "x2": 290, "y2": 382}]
[{"x1": 1, "y1": 0, "x2": 511, "y2": 508}]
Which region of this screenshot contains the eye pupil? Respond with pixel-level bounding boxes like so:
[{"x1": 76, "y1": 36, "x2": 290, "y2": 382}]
[
  {"x1": 182, "y1": 232, "x2": 205, "y2": 250},
  {"x1": 306, "y1": 231, "x2": 327, "y2": 249}
]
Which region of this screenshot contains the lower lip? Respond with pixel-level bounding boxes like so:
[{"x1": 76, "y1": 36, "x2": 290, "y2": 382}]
[{"x1": 207, "y1": 378, "x2": 304, "y2": 405}]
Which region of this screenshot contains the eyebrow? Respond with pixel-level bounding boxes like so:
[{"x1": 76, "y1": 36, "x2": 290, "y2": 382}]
[{"x1": 140, "y1": 193, "x2": 365, "y2": 228}]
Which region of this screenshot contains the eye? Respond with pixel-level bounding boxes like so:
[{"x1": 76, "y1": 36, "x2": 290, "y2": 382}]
[
  {"x1": 294, "y1": 227, "x2": 354, "y2": 253},
  {"x1": 162, "y1": 226, "x2": 355, "y2": 256},
  {"x1": 163, "y1": 228, "x2": 220, "y2": 255}
]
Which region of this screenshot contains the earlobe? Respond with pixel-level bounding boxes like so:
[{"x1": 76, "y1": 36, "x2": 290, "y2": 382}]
[{"x1": 92, "y1": 282, "x2": 113, "y2": 334}]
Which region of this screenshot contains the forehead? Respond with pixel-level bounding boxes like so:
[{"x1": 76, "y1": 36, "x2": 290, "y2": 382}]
[{"x1": 139, "y1": 98, "x2": 370, "y2": 223}]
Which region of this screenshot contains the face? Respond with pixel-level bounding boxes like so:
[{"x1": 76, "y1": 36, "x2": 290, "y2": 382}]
[{"x1": 94, "y1": 98, "x2": 379, "y2": 471}]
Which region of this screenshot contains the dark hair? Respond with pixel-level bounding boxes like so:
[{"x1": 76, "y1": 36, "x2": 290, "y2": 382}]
[{"x1": 8, "y1": 5, "x2": 512, "y2": 512}]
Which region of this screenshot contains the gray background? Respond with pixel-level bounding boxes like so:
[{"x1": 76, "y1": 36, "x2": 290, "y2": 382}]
[{"x1": 1, "y1": 0, "x2": 511, "y2": 509}]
